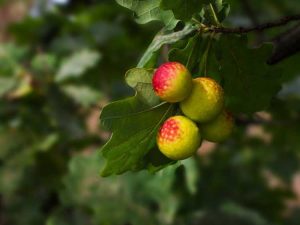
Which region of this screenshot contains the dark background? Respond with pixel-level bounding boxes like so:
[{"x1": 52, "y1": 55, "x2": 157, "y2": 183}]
[{"x1": 0, "y1": 0, "x2": 300, "y2": 224}]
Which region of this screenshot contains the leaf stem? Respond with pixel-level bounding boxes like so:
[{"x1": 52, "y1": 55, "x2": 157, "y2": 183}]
[
  {"x1": 203, "y1": 35, "x2": 214, "y2": 77},
  {"x1": 203, "y1": 3, "x2": 221, "y2": 26}
]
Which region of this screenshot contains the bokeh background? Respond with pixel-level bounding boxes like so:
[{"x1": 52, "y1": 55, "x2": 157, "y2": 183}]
[{"x1": 1, "y1": 0, "x2": 300, "y2": 225}]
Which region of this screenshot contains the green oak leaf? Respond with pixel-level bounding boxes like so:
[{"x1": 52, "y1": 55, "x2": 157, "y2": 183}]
[
  {"x1": 138, "y1": 23, "x2": 196, "y2": 68},
  {"x1": 216, "y1": 35, "x2": 282, "y2": 113},
  {"x1": 140, "y1": 146, "x2": 176, "y2": 173},
  {"x1": 125, "y1": 68, "x2": 160, "y2": 106},
  {"x1": 193, "y1": 0, "x2": 229, "y2": 24},
  {"x1": 208, "y1": 0, "x2": 230, "y2": 23},
  {"x1": 175, "y1": 34, "x2": 282, "y2": 113},
  {"x1": 169, "y1": 33, "x2": 204, "y2": 73},
  {"x1": 116, "y1": 0, "x2": 178, "y2": 30},
  {"x1": 198, "y1": 35, "x2": 222, "y2": 81},
  {"x1": 160, "y1": 0, "x2": 229, "y2": 23},
  {"x1": 279, "y1": 55, "x2": 300, "y2": 82},
  {"x1": 169, "y1": 33, "x2": 222, "y2": 81},
  {"x1": 160, "y1": 0, "x2": 205, "y2": 21},
  {"x1": 100, "y1": 99, "x2": 174, "y2": 176},
  {"x1": 100, "y1": 68, "x2": 175, "y2": 176},
  {"x1": 214, "y1": 1, "x2": 230, "y2": 23}
]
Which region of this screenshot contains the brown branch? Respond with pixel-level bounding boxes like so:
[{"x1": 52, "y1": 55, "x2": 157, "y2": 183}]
[
  {"x1": 206, "y1": 14, "x2": 300, "y2": 34},
  {"x1": 267, "y1": 23, "x2": 300, "y2": 64},
  {"x1": 196, "y1": 14, "x2": 300, "y2": 63}
]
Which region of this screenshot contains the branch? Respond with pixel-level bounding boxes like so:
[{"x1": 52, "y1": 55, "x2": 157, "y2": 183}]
[
  {"x1": 204, "y1": 14, "x2": 300, "y2": 34},
  {"x1": 267, "y1": 23, "x2": 300, "y2": 64},
  {"x1": 195, "y1": 13, "x2": 300, "y2": 63}
]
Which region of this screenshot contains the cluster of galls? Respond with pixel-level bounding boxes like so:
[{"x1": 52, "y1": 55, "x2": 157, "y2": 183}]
[{"x1": 152, "y1": 62, "x2": 234, "y2": 160}]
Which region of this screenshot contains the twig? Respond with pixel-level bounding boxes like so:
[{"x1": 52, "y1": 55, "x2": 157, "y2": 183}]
[
  {"x1": 196, "y1": 14, "x2": 300, "y2": 63},
  {"x1": 205, "y1": 14, "x2": 300, "y2": 34}
]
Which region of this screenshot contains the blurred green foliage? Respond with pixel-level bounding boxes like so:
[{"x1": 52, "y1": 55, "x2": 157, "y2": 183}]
[{"x1": 0, "y1": 0, "x2": 300, "y2": 225}]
